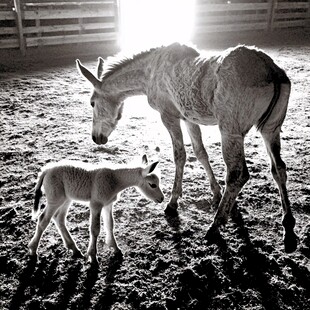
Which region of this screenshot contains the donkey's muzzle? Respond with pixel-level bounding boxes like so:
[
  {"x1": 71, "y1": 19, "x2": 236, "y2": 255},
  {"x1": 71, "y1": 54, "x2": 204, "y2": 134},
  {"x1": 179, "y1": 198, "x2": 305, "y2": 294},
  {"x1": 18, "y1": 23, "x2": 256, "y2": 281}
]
[{"x1": 92, "y1": 134, "x2": 108, "y2": 145}]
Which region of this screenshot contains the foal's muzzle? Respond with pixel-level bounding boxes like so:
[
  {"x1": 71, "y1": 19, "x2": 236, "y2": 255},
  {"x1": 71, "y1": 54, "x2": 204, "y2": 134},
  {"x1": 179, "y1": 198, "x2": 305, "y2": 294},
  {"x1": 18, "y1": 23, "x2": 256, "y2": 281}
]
[{"x1": 92, "y1": 134, "x2": 108, "y2": 145}]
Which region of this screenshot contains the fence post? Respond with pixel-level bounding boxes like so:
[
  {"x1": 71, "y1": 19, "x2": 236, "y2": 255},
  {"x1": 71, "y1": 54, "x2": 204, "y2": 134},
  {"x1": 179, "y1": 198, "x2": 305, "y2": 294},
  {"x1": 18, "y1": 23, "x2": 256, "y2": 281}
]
[
  {"x1": 13, "y1": 0, "x2": 26, "y2": 55},
  {"x1": 307, "y1": 0, "x2": 310, "y2": 28},
  {"x1": 267, "y1": 0, "x2": 276, "y2": 31},
  {"x1": 114, "y1": 0, "x2": 120, "y2": 48}
]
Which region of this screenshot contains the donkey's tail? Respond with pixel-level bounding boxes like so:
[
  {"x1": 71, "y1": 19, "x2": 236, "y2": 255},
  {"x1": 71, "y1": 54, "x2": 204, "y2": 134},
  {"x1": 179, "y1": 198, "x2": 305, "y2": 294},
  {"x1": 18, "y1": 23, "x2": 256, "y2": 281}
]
[
  {"x1": 257, "y1": 68, "x2": 291, "y2": 132},
  {"x1": 33, "y1": 170, "x2": 47, "y2": 220}
]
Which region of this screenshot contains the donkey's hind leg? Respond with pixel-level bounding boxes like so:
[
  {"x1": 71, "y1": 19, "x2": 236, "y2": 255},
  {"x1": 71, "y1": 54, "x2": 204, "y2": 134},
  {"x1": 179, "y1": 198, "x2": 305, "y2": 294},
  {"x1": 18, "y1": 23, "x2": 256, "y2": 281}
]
[
  {"x1": 261, "y1": 131, "x2": 298, "y2": 253},
  {"x1": 211, "y1": 133, "x2": 249, "y2": 228},
  {"x1": 185, "y1": 121, "x2": 222, "y2": 207},
  {"x1": 28, "y1": 199, "x2": 64, "y2": 256},
  {"x1": 53, "y1": 199, "x2": 83, "y2": 258}
]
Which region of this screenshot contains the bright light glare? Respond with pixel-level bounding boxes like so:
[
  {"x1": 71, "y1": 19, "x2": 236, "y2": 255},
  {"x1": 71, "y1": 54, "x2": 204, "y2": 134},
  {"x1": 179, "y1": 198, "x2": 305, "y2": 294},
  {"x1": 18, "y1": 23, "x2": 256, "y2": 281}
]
[{"x1": 120, "y1": 0, "x2": 195, "y2": 52}]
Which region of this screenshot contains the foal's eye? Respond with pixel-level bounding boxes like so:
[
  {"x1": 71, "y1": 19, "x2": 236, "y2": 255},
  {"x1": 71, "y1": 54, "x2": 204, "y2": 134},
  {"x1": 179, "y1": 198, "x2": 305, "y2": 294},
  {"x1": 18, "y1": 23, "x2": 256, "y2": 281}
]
[
  {"x1": 90, "y1": 101, "x2": 95, "y2": 108},
  {"x1": 149, "y1": 183, "x2": 157, "y2": 189}
]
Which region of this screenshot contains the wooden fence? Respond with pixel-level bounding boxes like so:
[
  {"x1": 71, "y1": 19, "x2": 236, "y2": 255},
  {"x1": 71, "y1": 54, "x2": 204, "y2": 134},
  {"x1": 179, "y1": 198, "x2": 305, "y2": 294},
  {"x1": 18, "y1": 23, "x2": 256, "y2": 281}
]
[
  {"x1": 0, "y1": 0, "x2": 119, "y2": 55},
  {"x1": 194, "y1": 0, "x2": 310, "y2": 36},
  {"x1": 0, "y1": 0, "x2": 309, "y2": 55}
]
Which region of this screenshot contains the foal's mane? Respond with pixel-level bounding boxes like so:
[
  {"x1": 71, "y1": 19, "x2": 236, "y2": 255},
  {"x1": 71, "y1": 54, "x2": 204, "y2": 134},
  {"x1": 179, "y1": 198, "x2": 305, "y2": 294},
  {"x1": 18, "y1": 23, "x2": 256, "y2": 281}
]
[{"x1": 100, "y1": 47, "x2": 158, "y2": 80}]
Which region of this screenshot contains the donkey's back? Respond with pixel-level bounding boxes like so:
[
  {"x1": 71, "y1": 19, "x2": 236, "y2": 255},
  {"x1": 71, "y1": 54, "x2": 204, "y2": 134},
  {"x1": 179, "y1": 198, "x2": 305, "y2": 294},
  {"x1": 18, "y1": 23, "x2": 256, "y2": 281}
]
[{"x1": 152, "y1": 44, "x2": 290, "y2": 134}]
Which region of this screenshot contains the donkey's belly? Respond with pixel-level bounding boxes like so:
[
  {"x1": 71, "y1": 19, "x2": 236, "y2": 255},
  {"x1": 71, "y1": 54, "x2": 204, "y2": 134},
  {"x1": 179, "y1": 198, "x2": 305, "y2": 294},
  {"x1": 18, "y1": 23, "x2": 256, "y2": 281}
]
[{"x1": 176, "y1": 98, "x2": 217, "y2": 126}]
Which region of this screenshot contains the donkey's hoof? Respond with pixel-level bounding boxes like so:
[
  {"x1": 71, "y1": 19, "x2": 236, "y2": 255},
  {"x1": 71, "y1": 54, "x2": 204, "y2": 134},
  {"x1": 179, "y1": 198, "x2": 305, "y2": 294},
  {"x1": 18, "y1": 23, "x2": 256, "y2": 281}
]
[
  {"x1": 72, "y1": 250, "x2": 83, "y2": 259},
  {"x1": 211, "y1": 194, "x2": 222, "y2": 209},
  {"x1": 284, "y1": 232, "x2": 299, "y2": 253},
  {"x1": 205, "y1": 224, "x2": 220, "y2": 243},
  {"x1": 212, "y1": 215, "x2": 228, "y2": 228},
  {"x1": 165, "y1": 203, "x2": 178, "y2": 217}
]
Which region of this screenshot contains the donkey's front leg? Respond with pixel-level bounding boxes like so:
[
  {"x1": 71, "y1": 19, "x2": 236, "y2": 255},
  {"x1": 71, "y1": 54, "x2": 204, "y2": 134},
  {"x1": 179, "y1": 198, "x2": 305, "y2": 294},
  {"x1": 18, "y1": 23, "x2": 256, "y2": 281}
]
[
  {"x1": 87, "y1": 202, "x2": 103, "y2": 265},
  {"x1": 185, "y1": 121, "x2": 222, "y2": 208},
  {"x1": 161, "y1": 115, "x2": 186, "y2": 215}
]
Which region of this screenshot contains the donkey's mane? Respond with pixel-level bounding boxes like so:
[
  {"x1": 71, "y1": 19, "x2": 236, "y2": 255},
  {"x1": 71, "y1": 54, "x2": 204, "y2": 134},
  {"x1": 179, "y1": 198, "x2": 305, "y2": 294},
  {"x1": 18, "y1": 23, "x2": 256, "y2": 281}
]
[{"x1": 100, "y1": 47, "x2": 158, "y2": 80}]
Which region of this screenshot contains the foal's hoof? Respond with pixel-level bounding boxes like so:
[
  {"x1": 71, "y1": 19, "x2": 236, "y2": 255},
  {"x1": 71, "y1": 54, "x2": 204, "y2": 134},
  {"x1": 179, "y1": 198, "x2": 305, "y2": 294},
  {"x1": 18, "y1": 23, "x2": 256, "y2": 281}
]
[
  {"x1": 113, "y1": 250, "x2": 123, "y2": 260},
  {"x1": 28, "y1": 248, "x2": 38, "y2": 258},
  {"x1": 284, "y1": 231, "x2": 299, "y2": 253},
  {"x1": 164, "y1": 203, "x2": 178, "y2": 217},
  {"x1": 28, "y1": 253, "x2": 38, "y2": 263}
]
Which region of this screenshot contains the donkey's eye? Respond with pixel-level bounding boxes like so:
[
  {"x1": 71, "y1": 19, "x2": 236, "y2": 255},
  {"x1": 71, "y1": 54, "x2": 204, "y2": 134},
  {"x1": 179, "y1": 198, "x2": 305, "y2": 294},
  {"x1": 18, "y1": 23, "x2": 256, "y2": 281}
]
[
  {"x1": 149, "y1": 183, "x2": 157, "y2": 189},
  {"x1": 90, "y1": 101, "x2": 95, "y2": 108}
]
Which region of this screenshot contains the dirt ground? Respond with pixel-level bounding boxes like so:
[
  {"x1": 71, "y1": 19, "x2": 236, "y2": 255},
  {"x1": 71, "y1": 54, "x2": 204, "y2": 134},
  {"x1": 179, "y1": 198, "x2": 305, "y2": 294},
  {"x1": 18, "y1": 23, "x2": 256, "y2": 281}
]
[{"x1": 0, "y1": 29, "x2": 310, "y2": 310}]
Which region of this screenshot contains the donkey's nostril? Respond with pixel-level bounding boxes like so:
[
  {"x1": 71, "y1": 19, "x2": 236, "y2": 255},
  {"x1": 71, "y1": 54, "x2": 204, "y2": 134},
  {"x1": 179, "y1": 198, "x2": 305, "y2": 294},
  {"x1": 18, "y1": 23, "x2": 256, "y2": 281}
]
[
  {"x1": 101, "y1": 135, "x2": 108, "y2": 144},
  {"x1": 92, "y1": 135, "x2": 97, "y2": 143},
  {"x1": 158, "y1": 197, "x2": 164, "y2": 203}
]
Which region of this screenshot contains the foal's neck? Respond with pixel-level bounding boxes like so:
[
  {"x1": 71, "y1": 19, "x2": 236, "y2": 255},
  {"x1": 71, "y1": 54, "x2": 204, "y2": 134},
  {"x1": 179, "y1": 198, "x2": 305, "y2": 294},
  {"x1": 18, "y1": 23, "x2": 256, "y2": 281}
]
[{"x1": 113, "y1": 168, "x2": 142, "y2": 192}]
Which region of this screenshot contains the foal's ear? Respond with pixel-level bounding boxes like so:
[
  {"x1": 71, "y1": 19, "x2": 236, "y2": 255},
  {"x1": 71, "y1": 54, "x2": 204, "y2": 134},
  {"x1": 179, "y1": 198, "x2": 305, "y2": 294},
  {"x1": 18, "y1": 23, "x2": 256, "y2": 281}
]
[
  {"x1": 142, "y1": 154, "x2": 148, "y2": 165},
  {"x1": 142, "y1": 161, "x2": 159, "y2": 177},
  {"x1": 97, "y1": 57, "x2": 104, "y2": 79},
  {"x1": 76, "y1": 59, "x2": 101, "y2": 90}
]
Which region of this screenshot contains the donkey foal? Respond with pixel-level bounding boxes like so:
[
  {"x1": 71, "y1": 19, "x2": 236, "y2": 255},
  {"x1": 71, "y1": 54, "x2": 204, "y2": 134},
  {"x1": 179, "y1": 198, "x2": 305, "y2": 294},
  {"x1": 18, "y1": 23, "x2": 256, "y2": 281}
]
[{"x1": 28, "y1": 155, "x2": 164, "y2": 264}]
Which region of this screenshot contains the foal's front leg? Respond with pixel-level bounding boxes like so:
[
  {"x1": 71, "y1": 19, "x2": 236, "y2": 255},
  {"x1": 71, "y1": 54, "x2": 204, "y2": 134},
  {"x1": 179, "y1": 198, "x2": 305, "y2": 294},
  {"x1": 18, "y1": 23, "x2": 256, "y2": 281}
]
[
  {"x1": 87, "y1": 201, "x2": 103, "y2": 265},
  {"x1": 161, "y1": 114, "x2": 186, "y2": 215},
  {"x1": 102, "y1": 203, "x2": 121, "y2": 254}
]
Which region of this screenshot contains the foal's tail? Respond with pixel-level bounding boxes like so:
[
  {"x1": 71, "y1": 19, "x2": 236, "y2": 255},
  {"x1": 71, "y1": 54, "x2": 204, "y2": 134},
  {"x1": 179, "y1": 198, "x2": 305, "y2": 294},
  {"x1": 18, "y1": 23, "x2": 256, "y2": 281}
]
[
  {"x1": 257, "y1": 68, "x2": 291, "y2": 132},
  {"x1": 33, "y1": 170, "x2": 47, "y2": 220}
]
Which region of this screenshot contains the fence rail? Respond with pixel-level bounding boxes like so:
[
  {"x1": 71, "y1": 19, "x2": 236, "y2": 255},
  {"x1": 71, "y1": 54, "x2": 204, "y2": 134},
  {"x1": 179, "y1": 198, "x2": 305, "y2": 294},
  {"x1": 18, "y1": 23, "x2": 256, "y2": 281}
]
[
  {"x1": 0, "y1": 0, "x2": 309, "y2": 55},
  {"x1": 0, "y1": 0, "x2": 119, "y2": 55},
  {"x1": 194, "y1": 0, "x2": 310, "y2": 36}
]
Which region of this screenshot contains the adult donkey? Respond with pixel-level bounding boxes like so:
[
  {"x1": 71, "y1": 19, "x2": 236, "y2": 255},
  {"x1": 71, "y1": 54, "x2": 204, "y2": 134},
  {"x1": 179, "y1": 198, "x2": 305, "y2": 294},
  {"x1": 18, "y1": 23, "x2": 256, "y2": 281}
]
[{"x1": 77, "y1": 43, "x2": 298, "y2": 252}]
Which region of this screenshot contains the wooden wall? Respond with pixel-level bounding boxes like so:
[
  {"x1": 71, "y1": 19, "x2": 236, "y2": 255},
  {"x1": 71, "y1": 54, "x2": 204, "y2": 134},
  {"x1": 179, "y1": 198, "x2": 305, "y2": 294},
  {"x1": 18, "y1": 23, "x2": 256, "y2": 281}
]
[{"x1": 0, "y1": 0, "x2": 309, "y2": 55}]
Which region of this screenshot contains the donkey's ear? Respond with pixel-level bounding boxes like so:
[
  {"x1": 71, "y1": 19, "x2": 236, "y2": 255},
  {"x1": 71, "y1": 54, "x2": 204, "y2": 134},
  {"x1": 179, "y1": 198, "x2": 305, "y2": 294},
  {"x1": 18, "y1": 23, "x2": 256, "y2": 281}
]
[
  {"x1": 97, "y1": 57, "x2": 104, "y2": 79},
  {"x1": 142, "y1": 154, "x2": 148, "y2": 165},
  {"x1": 142, "y1": 161, "x2": 159, "y2": 177},
  {"x1": 76, "y1": 59, "x2": 101, "y2": 89}
]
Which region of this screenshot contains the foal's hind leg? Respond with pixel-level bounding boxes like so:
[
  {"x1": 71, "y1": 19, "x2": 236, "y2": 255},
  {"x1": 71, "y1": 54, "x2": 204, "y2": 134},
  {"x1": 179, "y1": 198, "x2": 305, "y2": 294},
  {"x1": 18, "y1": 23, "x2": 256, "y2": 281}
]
[
  {"x1": 53, "y1": 200, "x2": 83, "y2": 258},
  {"x1": 211, "y1": 133, "x2": 249, "y2": 227},
  {"x1": 87, "y1": 201, "x2": 103, "y2": 265},
  {"x1": 161, "y1": 114, "x2": 186, "y2": 214},
  {"x1": 185, "y1": 121, "x2": 222, "y2": 207},
  {"x1": 28, "y1": 199, "x2": 63, "y2": 256},
  {"x1": 261, "y1": 131, "x2": 298, "y2": 253}
]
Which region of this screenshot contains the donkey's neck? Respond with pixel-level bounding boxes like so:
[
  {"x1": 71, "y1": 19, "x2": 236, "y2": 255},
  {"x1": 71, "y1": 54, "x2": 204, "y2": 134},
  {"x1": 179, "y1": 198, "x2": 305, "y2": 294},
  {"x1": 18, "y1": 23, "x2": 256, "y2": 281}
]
[{"x1": 102, "y1": 56, "x2": 151, "y2": 99}]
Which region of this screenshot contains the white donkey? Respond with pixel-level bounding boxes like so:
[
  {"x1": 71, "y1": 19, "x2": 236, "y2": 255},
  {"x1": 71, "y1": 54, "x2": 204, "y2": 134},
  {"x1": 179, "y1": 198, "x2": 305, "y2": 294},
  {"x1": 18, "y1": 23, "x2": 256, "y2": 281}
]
[
  {"x1": 76, "y1": 43, "x2": 298, "y2": 253},
  {"x1": 28, "y1": 155, "x2": 164, "y2": 264}
]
